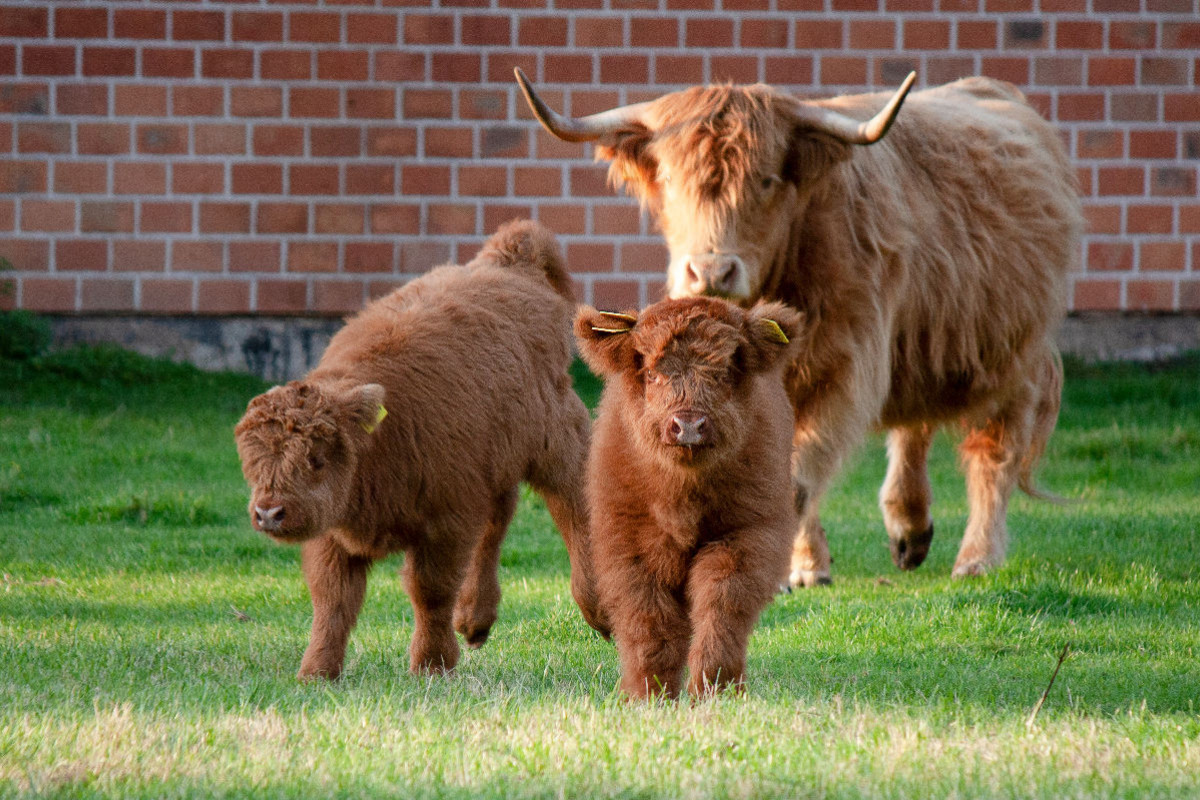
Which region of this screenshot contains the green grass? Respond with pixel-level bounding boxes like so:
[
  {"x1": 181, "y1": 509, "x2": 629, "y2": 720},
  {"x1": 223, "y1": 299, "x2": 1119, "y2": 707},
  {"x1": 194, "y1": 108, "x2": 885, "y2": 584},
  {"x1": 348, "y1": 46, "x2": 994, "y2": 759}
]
[{"x1": 1, "y1": 345, "x2": 1198, "y2": 799}]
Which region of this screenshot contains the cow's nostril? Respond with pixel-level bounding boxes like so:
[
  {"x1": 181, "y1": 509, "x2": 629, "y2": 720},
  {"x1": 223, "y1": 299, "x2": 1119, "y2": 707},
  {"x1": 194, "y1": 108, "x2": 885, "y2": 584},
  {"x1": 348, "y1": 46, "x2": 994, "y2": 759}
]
[{"x1": 716, "y1": 261, "x2": 737, "y2": 292}]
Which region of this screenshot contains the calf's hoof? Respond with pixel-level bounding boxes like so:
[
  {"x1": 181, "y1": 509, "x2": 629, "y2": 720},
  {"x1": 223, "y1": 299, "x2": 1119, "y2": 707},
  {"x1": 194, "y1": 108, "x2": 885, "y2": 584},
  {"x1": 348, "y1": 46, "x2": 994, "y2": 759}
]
[
  {"x1": 951, "y1": 560, "x2": 991, "y2": 579},
  {"x1": 453, "y1": 609, "x2": 496, "y2": 650},
  {"x1": 889, "y1": 524, "x2": 934, "y2": 571},
  {"x1": 788, "y1": 567, "x2": 833, "y2": 589},
  {"x1": 296, "y1": 663, "x2": 341, "y2": 682}
]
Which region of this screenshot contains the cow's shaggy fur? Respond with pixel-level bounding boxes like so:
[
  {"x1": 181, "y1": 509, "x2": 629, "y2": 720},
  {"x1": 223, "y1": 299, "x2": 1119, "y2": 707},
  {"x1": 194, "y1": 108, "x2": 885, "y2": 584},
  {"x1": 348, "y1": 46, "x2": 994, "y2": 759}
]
[
  {"x1": 235, "y1": 220, "x2": 605, "y2": 680},
  {"x1": 577, "y1": 77, "x2": 1082, "y2": 584},
  {"x1": 577, "y1": 297, "x2": 802, "y2": 698}
]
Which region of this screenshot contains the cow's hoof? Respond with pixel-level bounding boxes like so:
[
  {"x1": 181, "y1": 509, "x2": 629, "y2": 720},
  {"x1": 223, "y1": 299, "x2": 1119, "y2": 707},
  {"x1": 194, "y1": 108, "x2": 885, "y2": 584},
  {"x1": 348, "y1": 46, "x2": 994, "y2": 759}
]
[
  {"x1": 890, "y1": 524, "x2": 934, "y2": 571},
  {"x1": 951, "y1": 561, "x2": 990, "y2": 578},
  {"x1": 789, "y1": 568, "x2": 833, "y2": 588}
]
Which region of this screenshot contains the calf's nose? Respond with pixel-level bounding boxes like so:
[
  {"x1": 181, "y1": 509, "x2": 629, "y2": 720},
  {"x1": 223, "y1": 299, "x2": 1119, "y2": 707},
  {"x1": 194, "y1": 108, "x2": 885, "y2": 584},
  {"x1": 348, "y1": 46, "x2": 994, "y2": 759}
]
[
  {"x1": 669, "y1": 412, "x2": 711, "y2": 446},
  {"x1": 253, "y1": 504, "x2": 286, "y2": 532}
]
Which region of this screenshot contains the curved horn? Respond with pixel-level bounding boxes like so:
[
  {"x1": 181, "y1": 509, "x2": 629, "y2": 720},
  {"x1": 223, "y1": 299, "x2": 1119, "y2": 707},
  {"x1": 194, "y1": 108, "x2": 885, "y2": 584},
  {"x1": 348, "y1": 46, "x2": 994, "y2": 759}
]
[
  {"x1": 794, "y1": 72, "x2": 917, "y2": 145},
  {"x1": 514, "y1": 67, "x2": 653, "y2": 143}
]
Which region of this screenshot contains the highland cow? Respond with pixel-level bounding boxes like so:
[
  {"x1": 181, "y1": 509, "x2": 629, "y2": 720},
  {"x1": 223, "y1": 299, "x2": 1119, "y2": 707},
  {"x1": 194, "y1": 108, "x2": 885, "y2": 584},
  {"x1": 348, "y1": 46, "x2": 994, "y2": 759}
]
[
  {"x1": 235, "y1": 220, "x2": 605, "y2": 680},
  {"x1": 577, "y1": 296, "x2": 802, "y2": 699},
  {"x1": 519, "y1": 70, "x2": 1081, "y2": 586}
]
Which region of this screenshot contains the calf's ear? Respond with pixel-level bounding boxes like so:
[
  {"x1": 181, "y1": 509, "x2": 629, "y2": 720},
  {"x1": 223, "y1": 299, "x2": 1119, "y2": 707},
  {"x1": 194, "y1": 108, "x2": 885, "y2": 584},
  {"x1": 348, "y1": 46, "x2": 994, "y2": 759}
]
[
  {"x1": 574, "y1": 306, "x2": 639, "y2": 377},
  {"x1": 335, "y1": 383, "x2": 388, "y2": 436},
  {"x1": 742, "y1": 301, "x2": 804, "y2": 372}
]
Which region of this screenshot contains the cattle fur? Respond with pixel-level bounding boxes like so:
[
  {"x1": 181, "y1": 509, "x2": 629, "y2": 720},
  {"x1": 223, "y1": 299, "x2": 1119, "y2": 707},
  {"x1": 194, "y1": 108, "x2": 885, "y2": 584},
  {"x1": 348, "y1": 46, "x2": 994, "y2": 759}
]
[
  {"x1": 577, "y1": 296, "x2": 802, "y2": 699},
  {"x1": 235, "y1": 220, "x2": 605, "y2": 680},
  {"x1": 585, "y1": 76, "x2": 1082, "y2": 584}
]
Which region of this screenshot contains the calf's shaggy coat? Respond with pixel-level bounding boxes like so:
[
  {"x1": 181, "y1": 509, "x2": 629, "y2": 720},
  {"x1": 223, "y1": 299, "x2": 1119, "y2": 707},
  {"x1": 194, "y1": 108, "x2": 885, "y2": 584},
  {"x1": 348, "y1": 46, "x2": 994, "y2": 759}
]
[
  {"x1": 235, "y1": 221, "x2": 604, "y2": 679},
  {"x1": 577, "y1": 296, "x2": 802, "y2": 698}
]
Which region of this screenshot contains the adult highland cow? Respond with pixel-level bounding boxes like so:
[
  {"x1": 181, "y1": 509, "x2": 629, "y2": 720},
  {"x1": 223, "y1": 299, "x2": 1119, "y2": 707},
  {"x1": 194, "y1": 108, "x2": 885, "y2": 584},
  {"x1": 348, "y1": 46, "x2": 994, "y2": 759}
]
[
  {"x1": 235, "y1": 221, "x2": 605, "y2": 679},
  {"x1": 517, "y1": 69, "x2": 1082, "y2": 586}
]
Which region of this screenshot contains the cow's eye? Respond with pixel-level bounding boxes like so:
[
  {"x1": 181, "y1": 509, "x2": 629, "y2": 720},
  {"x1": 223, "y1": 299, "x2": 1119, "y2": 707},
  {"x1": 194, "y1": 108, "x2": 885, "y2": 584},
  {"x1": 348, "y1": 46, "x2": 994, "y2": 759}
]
[
  {"x1": 648, "y1": 371, "x2": 667, "y2": 386},
  {"x1": 762, "y1": 175, "x2": 781, "y2": 191}
]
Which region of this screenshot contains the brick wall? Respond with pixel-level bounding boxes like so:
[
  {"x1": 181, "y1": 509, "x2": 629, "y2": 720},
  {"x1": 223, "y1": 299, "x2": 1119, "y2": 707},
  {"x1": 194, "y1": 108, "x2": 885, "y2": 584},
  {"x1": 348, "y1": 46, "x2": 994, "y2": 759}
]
[{"x1": 1, "y1": 0, "x2": 1197, "y2": 317}]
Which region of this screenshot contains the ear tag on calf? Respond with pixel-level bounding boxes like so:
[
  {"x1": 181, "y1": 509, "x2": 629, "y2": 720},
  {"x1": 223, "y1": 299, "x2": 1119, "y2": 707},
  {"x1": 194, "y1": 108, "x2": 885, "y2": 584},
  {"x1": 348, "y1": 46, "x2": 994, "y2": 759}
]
[
  {"x1": 591, "y1": 311, "x2": 638, "y2": 335},
  {"x1": 362, "y1": 403, "x2": 388, "y2": 434},
  {"x1": 761, "y1": 318, "x2": 790, "y2": 344}
]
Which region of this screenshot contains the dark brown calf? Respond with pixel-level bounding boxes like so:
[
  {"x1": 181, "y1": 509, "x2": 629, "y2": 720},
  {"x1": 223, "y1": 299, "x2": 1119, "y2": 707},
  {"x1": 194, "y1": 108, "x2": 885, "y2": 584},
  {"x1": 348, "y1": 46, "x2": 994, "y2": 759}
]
[
  {"x1": 235, "y1": 221, "x2": 605, "y2": 680},
  {"x1": 576, "y1": 296, "x2": 801, "y2": 699}
]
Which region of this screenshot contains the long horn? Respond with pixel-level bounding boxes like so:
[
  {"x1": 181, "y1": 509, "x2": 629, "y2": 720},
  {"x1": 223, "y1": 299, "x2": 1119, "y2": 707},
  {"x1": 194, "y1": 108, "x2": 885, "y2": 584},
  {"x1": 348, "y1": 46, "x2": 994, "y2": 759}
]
[
  {"x1": 794, "y1": 72, "x2": 917, "y2": 145},
  {"x1": 514, "y1": 67, "x2": 653, "y2": 143}
]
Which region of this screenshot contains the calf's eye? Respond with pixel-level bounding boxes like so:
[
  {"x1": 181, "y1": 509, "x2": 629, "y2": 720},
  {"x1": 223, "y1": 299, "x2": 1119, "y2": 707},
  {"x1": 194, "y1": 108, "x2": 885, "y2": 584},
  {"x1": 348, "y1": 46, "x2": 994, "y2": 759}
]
[{"x1": 308, "y1": 454, "x2": 325, "y2": 471}]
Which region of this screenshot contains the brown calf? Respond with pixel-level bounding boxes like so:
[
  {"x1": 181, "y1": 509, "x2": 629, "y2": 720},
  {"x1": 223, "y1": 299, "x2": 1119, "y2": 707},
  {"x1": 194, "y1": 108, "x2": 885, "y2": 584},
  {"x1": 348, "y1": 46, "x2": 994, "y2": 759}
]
[
  {"x1": 235, "y1": 220, "x2": 605, "y2": 680},
  {"x1": 576, "y1": 296, "x2": 802, "y2": 699}
]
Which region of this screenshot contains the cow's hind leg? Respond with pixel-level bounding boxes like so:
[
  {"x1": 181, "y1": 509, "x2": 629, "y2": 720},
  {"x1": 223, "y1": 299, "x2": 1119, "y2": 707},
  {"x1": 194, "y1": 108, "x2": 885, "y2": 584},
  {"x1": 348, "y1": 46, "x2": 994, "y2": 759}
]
[
  {"x1": 453, "y1": 487, "x2": 518, "y2": 648},
  {"x1": 403, "y1": 528, "x2": 474, "y2": 674},
  {"x1": 880, "y1": 424, "x2": 935, "y2": 571}
]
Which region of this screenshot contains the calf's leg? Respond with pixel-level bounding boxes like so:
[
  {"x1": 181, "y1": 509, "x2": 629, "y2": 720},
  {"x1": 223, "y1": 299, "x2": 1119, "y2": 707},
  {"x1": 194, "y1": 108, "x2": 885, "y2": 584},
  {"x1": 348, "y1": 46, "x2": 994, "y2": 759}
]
[
  {"x1": 453, "y1": 487, "x2": 518, "y2": 648},
  {"x1": 880, "y1": 424, "x2": 936, "y2": 571},
  {"x1": 298, "y1": 536, "x2": 371, "y2": 681},
  {"x1": 403, "y1": 532, "x2": 472, "y2": 674}
]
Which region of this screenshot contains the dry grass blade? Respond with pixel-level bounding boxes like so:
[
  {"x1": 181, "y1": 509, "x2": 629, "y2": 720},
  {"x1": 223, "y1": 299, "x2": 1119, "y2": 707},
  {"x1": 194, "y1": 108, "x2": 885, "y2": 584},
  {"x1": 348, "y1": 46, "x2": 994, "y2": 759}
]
[{"x1": 1026, "y1": 643, "x2": 1071, "y2": 730}]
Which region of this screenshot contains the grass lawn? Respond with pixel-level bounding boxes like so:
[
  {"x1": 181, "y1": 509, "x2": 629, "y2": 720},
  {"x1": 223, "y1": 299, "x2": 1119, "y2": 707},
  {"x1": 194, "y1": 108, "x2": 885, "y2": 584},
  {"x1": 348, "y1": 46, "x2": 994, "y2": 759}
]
[{"x1": 1, "y1": 341, "x2": 1198, "y2": 799}]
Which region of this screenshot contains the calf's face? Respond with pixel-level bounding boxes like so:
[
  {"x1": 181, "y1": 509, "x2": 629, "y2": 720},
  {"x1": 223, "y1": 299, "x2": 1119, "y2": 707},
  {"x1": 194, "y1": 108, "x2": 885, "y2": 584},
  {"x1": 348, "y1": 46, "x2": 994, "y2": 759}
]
[
  {"x1": 576, "y1": 297, "x2": 801, "y2": 468},
  {"x1": 234, "y1": 381, "x2": 386, "y2": 542}
]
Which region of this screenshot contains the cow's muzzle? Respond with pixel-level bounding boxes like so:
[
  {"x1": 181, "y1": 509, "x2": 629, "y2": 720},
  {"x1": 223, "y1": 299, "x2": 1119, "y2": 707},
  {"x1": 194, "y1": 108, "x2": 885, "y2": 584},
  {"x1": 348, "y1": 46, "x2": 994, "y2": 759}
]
[
  {"x1": 680, "y1": 254, "x2": 746, "y2": 298},
  {"x1": 664, "y1": 411, "x2": 712, "y2": 448}
]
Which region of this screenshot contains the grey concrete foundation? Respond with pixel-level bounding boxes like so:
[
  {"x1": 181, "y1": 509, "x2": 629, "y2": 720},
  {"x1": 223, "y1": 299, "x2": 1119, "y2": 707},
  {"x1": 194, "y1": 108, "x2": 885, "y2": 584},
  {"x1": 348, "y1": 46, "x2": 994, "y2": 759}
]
[{"x1": 40, "y1": 312, "x2": 1200, "y2": 382}]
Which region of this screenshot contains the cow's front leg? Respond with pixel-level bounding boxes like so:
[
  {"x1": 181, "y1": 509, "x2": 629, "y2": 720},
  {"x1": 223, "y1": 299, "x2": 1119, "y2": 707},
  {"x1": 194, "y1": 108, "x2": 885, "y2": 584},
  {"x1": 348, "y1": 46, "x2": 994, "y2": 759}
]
[
  {"x1": 880, "y1": 424, "x2": 935, "y2": 571},
  {"x1": 403, "y1": 532, "x2": 472, "y2": 674},
  {"x1": 298, "y1": 535, "x2": 371, "y2": 681}
]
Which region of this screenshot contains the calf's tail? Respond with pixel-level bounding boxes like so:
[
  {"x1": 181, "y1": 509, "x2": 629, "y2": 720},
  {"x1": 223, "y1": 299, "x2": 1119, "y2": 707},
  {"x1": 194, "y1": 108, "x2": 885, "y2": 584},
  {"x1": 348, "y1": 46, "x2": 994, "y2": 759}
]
[
  {"x1": 468, "y1": 219, "x2": 575, "y2": 302},
  {"x1": 1018, "y1": 344, "x2": 1069, "y2": 505}
]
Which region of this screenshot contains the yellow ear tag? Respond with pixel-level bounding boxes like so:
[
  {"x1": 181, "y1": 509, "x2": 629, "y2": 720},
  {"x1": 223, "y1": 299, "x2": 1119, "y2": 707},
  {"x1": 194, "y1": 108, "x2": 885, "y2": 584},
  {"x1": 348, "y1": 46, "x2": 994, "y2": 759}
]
[
  {"x1": 761, "y1": 318, "x2": 790, "y2": 344},
  {"x1": 361, "y1": 403, "x2": 388, "y2": 434},
  {"x1": 592, "y1": 311, "x2": 637, "y2": 335}
]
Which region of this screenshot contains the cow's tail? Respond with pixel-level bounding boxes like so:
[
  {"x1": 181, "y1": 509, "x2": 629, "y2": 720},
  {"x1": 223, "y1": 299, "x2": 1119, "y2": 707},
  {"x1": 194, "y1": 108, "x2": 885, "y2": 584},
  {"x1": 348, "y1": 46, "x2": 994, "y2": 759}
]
[
  {"x1": 1018, "y1": 344, "x2": 1070, "y2": 504},
  {"x1": 468, "y1": 219, "x2": 575, "y2": 302}
]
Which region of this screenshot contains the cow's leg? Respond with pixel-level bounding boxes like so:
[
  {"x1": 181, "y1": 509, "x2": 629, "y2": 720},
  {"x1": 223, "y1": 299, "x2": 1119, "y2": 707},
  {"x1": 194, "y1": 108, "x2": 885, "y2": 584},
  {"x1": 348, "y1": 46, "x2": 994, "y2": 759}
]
[
  {"x1": 528, "y1": 394, "x2": 610, "y2": 637},
  {"x1": 609, "y1": 575, "x2": 689, "y2": 700},
  {"x1": 880, "y1": 424, "x2": 936, "y2": 571},
  {"x1": 403, "y1": 530, "x2": 473, "y2": 674},
  {"x1": 954, "y1": 346, "x2": 1061, "y2": 577},
  {"x1": 297, "y1": 535, "x2": 372, "y2": 681},
  {"x1": 686, "y1": 527, "x2": 789, "y2": 697},
  {"x1": 453, "y1": 487, "x2": 518, "y2": 649}
]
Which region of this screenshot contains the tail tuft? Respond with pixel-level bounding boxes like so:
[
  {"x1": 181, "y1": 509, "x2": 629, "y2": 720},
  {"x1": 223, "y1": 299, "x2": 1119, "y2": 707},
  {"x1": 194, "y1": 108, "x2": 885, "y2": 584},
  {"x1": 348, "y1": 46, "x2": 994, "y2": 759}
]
[{"x1": 468, "y1": 219, "x2": 574, "y2": 302}]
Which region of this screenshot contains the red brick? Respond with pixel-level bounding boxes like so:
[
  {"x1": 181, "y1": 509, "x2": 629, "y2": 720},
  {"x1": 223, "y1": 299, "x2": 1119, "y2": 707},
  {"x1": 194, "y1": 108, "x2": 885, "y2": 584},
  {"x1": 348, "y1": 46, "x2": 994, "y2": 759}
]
[
  {"x1": 22, "y1": 278, "x2": 75, "y2": 312},
  {"x1": 462, "y1": 15, "x2": 513, "y2": 45},
  {"x1": 113, "y1": 162, "x2": 166, "y2": 195},
  {"x1": 289, "y1": 88, "x2": 340, "y2": 119},
  {"x1": 172, "y1": 163, "x2": 224, "y2": 194},
  {"x1": 1130, "y1": 131, "x2": 1177, "y2": 160},
  {"x1": 1181, "y1": 205, "x2": 1200, "y2": 234},
  {"x1": 0, "y1": 46, "x2": 19, "y2": 76},
  {"x1": 1088, "y1": 57, "x2": 1136, "y2": 86},
  {"x1": 142, "y1": 279, "x2": 194, "y2": 313},
  {"x1": 594, "y1": 205, "x2": 642, "y2": 236},
  {"x1": 462, "y1": 89, "x2": 508, "y2": 121},
  {"x1": 229, "y1": 242, "x2": 281, "y2": 273},
  {"x1": 1056, "y1": 21, "x2": 1103, "y2": 50},
  {"x1": 1087, "y1": 241, "x2": 1134, "y2": 271},
  {"x1": 458, "y1": 166, "x2": 507, "y2": 197},
  {"x1": 592, "y1": 280, "x2": 640, "y2": 308},
  {"x1": 291, "y1": 12, "x2": 341, "y2": 43},
  {"x1": 735, "y1": 18, "x2": 786, "y2": 48},
  {"x1": 80, "y1": 201, "x2": 133, "y2": 234},
  {"x1": 202, "y1": 49, "x2": 254, "y2": 79},
  {"x1": 924, "y1": 56, "x2": 976, "y2": 87},
  {"x1": 1097, "y1": 166, "x2": 1144, "y2": 196},
  {"x1": 21, "y1": 200, "x2": 74, "y2": 233},
  {"x1": 764, "y1": 56, "x2": 815, "y2": 85},
  {"x1": 684, "y1": 18, "x2": 733, "y2": 47},
  {"x1": 621, "y1": 242, "x2": 670, "y2": 271},
  {"x1": 433, "y1": 53, "x2": 482, "y2": 83},
  {"x1": 0, "y1": 7, "x2": 48, "y2": 37},
  {"x1": 23, "y1": 46, "x2": 75, "y2": 76},
  {"x1": 1126, "y1": 205, "x2": 1174, "y2": 235},
  {"x1": 1151, "y1": 167, "x2": 1197, "y2": 197},
  {"x1": 347, "y1": 88, "x2": 396, "y2": 119},
  {"x1": 367, "y1": 127, "x2": 418, "y2": 157},
  {"x1": 112, "y1": 240, "x2": 166, "y2": 273},
  {"x1": 194, "y1": 124, "x2": 245, "y2": 155},
  {"x1": 17, "y1": 122, "x2": 69, "y2": 154},
  {"x1": 140, "y1": 202, "x2": 194, "y2": 234},
  {"x1": 232, "y1": 86, "x2": 283, "y2": 117},
  {"x1": 1057, "y1": 92, "x2": 1105, "y2": 122},
  {"x1": 54, "y1": 162, "x2": 106, "y2": 195},
  {"x1": 1165, "y1": 93, "x2": 1200, "y2": 122},
  {"x1": 848, "y1": 20, "x2": 895, "y2": 49},
  {"x1": 253, "y1": 125, "x2": 304, "y2": 157},
  {"x1": 290, "y1": 165, "x2": 339, "y2": 195},
  {"x1": 115, "y1": 85, "x2": 167, "y2": 117},
  {"x1": 315, "y1": 204, "x2": 365, "y2": 234},
  {"x1": 566, "y1": 242, "x2": 617, "y2": 272},
  {"x1": 600, "y1": 54, "x2": 649, "y2": 84},
  {"x1": 821, "y1": 57, "x2": 869, "y2": 85},
  {"x1": 956, "y1": 20, "x2": 996, "y2": 49},
  {"x1": 174, "y1": 86, "x2": 224, "y2": 116},
  {"x1": 261, "y1": 49, "x2": 312, "y2": 81},
  {"x1": 172, "y1": 241, "x2": 223, "y2": 273},
  {"x1": 174, "y1": 10, "x2": 225, "y2": 41},
  {"x1": 256, "y1": 280, "x2": 308, "y2": 314},
  {"x1": 711, "y1": 56, "x2": 759, "y2": 84},
  {"x1": 197, "y1": 280, "x2": 250, "y2": 314},
  {"x1": 200, "y1": 203, "x2": 251, "y2": 234},
  {"x1": 57, "y1": 239, "x2": 108, "y2": 272},
  {"x1": 1111, "y1": 93, "x2": 1159, "y2": 123},
  {"x1": 317, "y1": 51, "x2": 369, "y2": 81},
  {"x1": 537, "y1": 204, "x2": 586, "y2": 235},
  {"x1": 80, "y1": 279, "x2": 134, "y2": 312},
  {"x1": 519, "y1": 17, "x2": 568, "y2": 46},
  {"x1": 1139, "y1": 241, "x2": 1186, "y2": 272},
  {"x1": 3, "y1": 83, "x2": 49, "y2": 116},
  {"x1": 404, "y1": 14, "x2": 454, "y2": 45},
  {"x1": 427, "y1": 203, "x2": 477, "y2": 235},
  {"x1": 903, "y1": 19, "x2": 950, "y2": 49},
  {"x1": 114, "y1": 9, "x2": 166, "y2": 39},
  {"x1": 344, "y1": 242, "x2": 396, "y2": 273},
  {"x1": 483, "y1": 204, "x2": 534, "y2": 232},
  {"x1": 1076, "y1": 130, "x2": 1123, "y2": 160},
  {"x1": 142, "y1": 48, "x2": 195, "y2": 79},
  {"x1": 0, "y1": 240, "x2": 50, "y2": 272},
  {"x1": 233, "y1": 12, "x2": 284, "y2": 42},
  {"x1": 312, "y1": 281, "x2": 364, "y2": 315},
  {"x1": 402, "y1": 165, "x2": 451, "y2": 195},
  {"x1": 1034, "y1": 57, "x2": 1083, "y2": 86},
  {"x1": 370, "y1": 204, "x2": 421, "y2": 235},
  {"x1": 400, "y1": 241, "x2": 452, "y2": 273},
  {"x1": 257, "y1": 203, "x2": 309, "y2": 234},
  {"x1": 311, "y1": 126, "x2": 361, "y2": 157},
  {"x1": 287, "y1": 242, "x2": 338, "y2": 273},
  {"x1": 137, "y1": 124, "x2": 188, "y2": 155},
  {"x1": 1126, "y1": 280, "x2": 1174, "y2": 311},
  {"x1": 1161, "y1": 22, "x2": 1200, "y2": 50},
  {"x1": 1072, "y1": 279, "x2": 1120, "y2": 311},
  {"x1": 981, "y1": 57, "x2": 1030, "y2": 85},
  {"x1": 346, "y1": 164, "x2": 396, "y2": 194},
  {"x1": 233, "y1": 164, "x2": 283, "y2": 194},
  {"x1": 347, "y1": 13, "x2": 398, "y2": 44},
  {"x1": 1181, "y1": 280, "x2": 1200, "y2": 312},
  {"x1": 82, "y1": 47, "x2": 135, "y2": 77},
  {"x1": 375, "y1": 51, "x2": 425, "y2": 82},
  {"x1": 55, "y1": 7, "x2": 109, "y2": 39}
]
